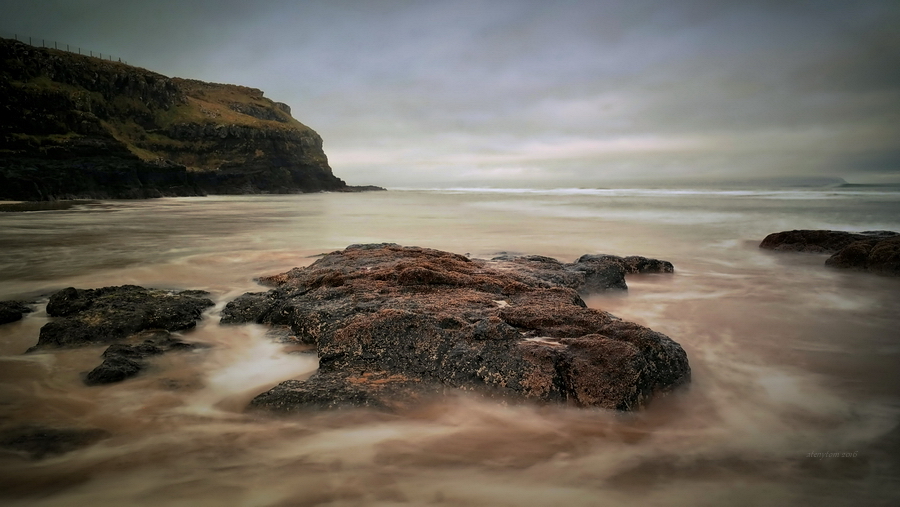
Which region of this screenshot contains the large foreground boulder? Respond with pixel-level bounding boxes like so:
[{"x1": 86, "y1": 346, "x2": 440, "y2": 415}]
[
  {"x1": 760, "y1": 230, "x2": 900, "y2": 276},
  {"x1": 225, "y1": 244, "x2": 689, "y2": 412}
]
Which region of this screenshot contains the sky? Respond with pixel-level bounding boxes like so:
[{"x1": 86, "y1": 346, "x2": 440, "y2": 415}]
[{"x1": 2, "y1": 0, "x2": 899, "y2": 188}]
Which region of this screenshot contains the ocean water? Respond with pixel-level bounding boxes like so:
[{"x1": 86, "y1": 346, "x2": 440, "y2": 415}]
[{"x1": 1, "y1": 188, "x2": 899, "y2": 506}]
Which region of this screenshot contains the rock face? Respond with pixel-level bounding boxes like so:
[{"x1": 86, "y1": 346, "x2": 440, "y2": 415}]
[
  {"x1": 0, "y1": 300, "x2": 32, "y2": 325},
  {"x1": 223, "y1": 244, "x2": 689, "y2": 412},
  {"x1": 0, "y1": 37, "x2": 363, "y2": 200},
  {"x1": 0, "y1": 137, "x2": 204, "y2": 200},
  {"x1": 27, "y1": 285, "x2": 214, "y2": 384},
  {"x1": 760, "y1": 230, "x2": 900, "y2": 276}
]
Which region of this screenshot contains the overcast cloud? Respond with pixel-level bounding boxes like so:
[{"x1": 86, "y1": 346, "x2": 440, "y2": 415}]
[{"x1": 2, "y1": 0, "x2": 899, "y2": 187}]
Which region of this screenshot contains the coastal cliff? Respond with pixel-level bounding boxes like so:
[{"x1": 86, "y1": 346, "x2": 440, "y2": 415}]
[{"x1": 0, "y1": 37, "x2": 364, "y2": 200}]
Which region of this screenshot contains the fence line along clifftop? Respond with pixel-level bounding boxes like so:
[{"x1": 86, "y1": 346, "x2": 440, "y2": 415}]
[{"x1": 1, "y1": 32, "x2": 128, "y2": 65}]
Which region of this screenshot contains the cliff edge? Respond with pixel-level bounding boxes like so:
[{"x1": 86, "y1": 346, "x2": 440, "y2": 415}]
[{"x1": 0, "y1": 37, "x2": 363, "y2": 200}]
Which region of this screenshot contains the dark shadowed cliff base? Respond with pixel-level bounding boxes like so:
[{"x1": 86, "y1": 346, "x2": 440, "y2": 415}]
[{"x1": 0, "y1": 37, "x2": 380, "y2": 200}]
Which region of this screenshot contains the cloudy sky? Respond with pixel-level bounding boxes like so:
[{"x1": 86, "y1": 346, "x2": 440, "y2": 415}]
[{"x1": 2, "y1": 0, "x2": 899, "y2": 187}]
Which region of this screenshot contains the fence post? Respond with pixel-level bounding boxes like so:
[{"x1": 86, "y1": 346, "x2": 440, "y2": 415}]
[{"x1": 8, "y1": 34, "x2": 130, "y2": 66}]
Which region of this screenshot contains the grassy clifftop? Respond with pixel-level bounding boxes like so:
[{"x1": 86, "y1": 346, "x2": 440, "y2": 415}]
[{"x1": 0, "y1": 37, "x2": 357, "y2": 200}]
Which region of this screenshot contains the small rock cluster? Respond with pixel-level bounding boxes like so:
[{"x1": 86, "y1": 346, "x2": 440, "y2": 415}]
[
  {"x1": 760, "y1": 230, "x2": 900, "y2": 276},
  {"x1": 26, "y1": 285, "x2": 214, "y2": 384}
]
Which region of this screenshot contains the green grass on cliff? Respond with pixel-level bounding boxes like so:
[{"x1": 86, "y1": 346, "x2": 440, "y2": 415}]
[{"x1": 166, "y1": 79, "x2": 309, "y2": 130}]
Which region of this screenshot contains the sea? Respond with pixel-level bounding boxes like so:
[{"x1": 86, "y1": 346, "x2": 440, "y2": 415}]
[{"x1": 1, "y1": 187, "x2": 899, "y2": 506}]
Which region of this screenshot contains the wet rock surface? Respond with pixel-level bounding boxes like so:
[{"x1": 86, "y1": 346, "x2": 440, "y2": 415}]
[
  {"x1": 226, "y1": 244, "x2": 688, "y2": 412},
  {"x1": 760, "y1": 230, "x2": 900, "y2": 276},
  {"x1": 824, "y1": 235, "x2": 900, "y2": 276},
  {"x1": 84, "y1": 330, "x2": 207, "y2": 385},
  {"x1": 759, "y1": 229, "x2": 898, "y2": 254},
  {"x1": 248, "y1": 370, "x2": 442, "y2": 413},
  {"x1": 0, "y1": 300, "x2": 32, "y2": 325},
  {"x1": 24, "y1": 285, "x2": 213, "y2": 384},
  {"x1": 30, "y1": 285, "x2": 214, "y2": 352}
]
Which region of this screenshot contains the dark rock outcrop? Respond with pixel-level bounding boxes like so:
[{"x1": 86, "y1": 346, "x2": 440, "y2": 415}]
[
  {"x1": 759, "y1": 229, "x2": 898, "y2": 254},
  {"x1": 225, "y1": 244, "x2": 688, "y2": 412},
  {"x1": 0, "y1": 138, "x2": 205, "y2": 201},
  {"x1": 0, "y1": 37, "x2": 365, "y2": 200},
  {"x1": 249, "y1": 370, "x2": 440, "y2": 413},
  {"x1": 760, "y1": 230, "x2": 900, "y2": 276},
  {"x1": 29, "y1": 285, "x2": 214, "y2": 352},
  {"x1": 0, "y1": 300, "x2": 32, "y2": 325},
  {"x1": 825, "y1": 235, "x2": 900, "y2": 276},
  {"x1": 0, "y1": 425, "x2": 110, "y2": 460},
  {"x1": 84, "y1": 330, "x2": 206, "y2": 385}
]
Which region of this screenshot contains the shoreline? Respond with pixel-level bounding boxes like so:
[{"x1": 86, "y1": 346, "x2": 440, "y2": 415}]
[{"x1": 0, "y1": 200, "x2": 98, "y2": 212}]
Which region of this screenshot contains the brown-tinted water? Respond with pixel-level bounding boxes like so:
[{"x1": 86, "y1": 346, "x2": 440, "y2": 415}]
[{"x1": 1, "y1": 189, "x2": 899, "y2": 506}]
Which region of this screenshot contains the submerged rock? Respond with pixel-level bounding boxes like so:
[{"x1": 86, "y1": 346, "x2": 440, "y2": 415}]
[
  {"x1": 226, "y1": 244, "x2": 688, "y2": 412},
  {"x1": 30, "y1": 285, "x2": 214, "y2": 352},
  {"x1": 760, "y1": 230, "x2": 900, "y2": 276},
  {"x1": 0, "y1": 300, "x2": 32, "y2": 325},
  {"x1": 248, "y1": 370, "x2": 439, "y2": 413},
  {"x1": 0, "y1": 425, "x2": 110, "y2": 460},
  {"x1": 84, "y1": 330, "x2": 206, "y2": 385}
]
